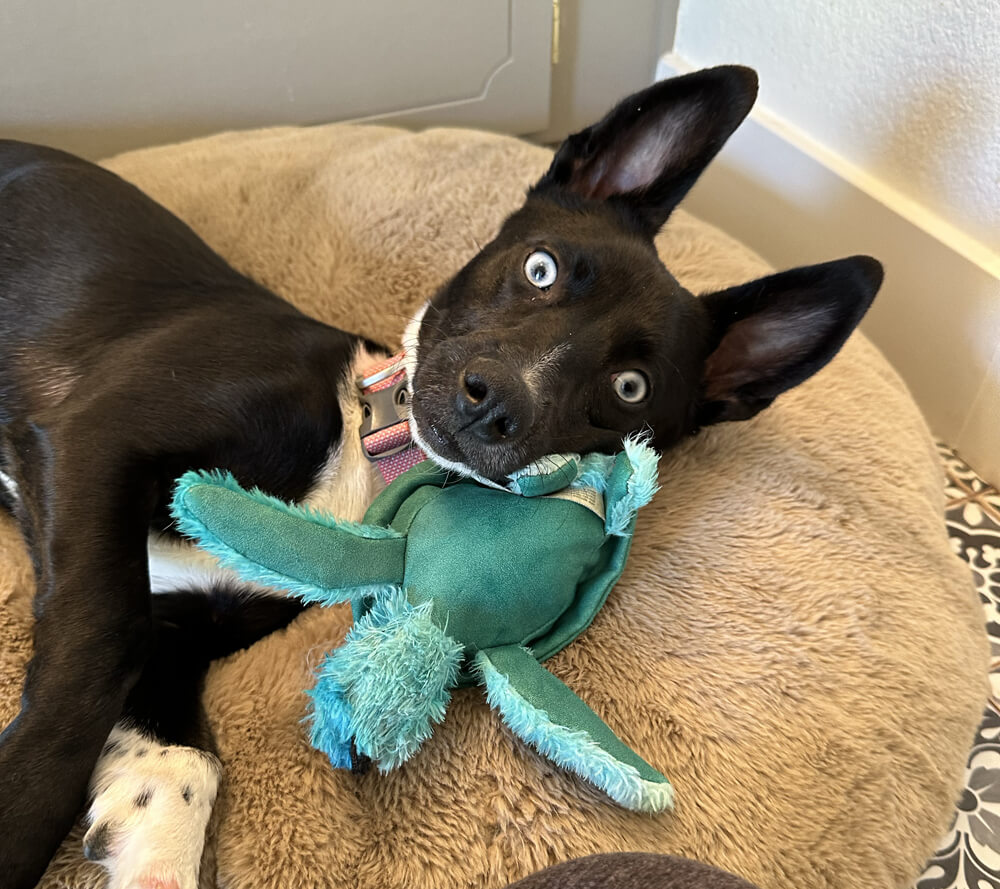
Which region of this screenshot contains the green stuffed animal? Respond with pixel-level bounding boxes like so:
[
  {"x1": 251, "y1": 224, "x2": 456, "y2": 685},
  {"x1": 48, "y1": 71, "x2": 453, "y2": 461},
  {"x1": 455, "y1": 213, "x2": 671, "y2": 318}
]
[{"x1": 170, "y1": 437, "x2": 673, "y2": 813}]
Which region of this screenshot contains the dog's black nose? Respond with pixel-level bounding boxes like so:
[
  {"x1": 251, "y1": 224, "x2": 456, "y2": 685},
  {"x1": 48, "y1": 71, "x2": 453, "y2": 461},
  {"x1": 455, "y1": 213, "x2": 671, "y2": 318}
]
[
  {"x1": 461, "y1": 370, "x2": 490, "y2": 406},
  {"x1": 456, "y1": 359, "x2": 533, "y2": 444}
]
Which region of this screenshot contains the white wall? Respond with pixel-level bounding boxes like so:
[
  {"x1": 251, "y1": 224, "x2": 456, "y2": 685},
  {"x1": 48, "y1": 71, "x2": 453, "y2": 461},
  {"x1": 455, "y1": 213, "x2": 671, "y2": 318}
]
[
  {"x1": 667, "y1": 1, "x2": 1000, "y2": 484},
  {"x1": 676, "y1": 0, "x2": 1000, "y2": 253}
]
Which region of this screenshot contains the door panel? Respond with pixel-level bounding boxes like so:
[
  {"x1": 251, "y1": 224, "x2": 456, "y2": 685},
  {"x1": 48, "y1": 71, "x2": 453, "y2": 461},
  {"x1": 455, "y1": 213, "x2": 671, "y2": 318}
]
[{"x1": 0, "y1": 0, "x2": 552, "y2": 158}]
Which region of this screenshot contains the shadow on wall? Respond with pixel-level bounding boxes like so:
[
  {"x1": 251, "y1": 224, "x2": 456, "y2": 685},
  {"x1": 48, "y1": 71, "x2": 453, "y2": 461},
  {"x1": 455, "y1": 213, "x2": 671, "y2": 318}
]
[{"x1": 876, "y1": 74, "x2": 998, "y2": 254}]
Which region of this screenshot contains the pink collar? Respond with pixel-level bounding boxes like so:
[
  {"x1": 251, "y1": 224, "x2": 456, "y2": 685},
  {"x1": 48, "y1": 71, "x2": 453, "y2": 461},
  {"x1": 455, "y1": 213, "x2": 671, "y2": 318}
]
[{"x1": 357, "y1": 352, "x2": 426, "y2": 485}]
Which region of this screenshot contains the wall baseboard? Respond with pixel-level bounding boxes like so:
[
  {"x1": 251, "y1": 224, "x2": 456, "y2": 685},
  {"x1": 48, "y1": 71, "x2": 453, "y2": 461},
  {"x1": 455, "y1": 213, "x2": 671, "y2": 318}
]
[{"x1": 657, "y1": 54, "x2": 1000, "y2": 485}]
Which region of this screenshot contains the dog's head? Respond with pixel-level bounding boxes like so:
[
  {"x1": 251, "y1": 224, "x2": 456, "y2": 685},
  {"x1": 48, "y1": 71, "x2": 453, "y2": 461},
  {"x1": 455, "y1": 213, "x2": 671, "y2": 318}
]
[{"x1": 407, "y1": 66, "x2": 883, "y2": 483}]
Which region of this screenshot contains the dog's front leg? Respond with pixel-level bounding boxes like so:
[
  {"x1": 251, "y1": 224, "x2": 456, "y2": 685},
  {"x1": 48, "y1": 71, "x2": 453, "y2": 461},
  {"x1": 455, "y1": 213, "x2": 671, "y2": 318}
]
[
  {"x1": 81, "y1": 590, "x2": 307, "y2": 889},
  {"x1": 0, "y1": 423, "x2": 155, "y2": 889}
]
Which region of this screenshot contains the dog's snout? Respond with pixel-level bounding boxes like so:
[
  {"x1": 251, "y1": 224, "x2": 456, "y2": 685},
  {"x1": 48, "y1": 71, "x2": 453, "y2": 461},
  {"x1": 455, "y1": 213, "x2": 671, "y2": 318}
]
[{"x1": 455, "y1": 359, "x2": 533, "y2": 444}]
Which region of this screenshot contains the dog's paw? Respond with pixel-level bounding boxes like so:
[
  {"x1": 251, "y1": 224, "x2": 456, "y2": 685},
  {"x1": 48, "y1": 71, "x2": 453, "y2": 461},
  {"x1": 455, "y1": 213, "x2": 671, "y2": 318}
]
[{"x1": 84, "y1": 726, "x2": 221, "y2": 889}]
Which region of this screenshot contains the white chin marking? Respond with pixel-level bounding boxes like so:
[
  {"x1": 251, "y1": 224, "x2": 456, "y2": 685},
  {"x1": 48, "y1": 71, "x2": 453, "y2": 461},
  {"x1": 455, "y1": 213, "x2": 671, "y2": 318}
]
[
  {"x1": 408, "y1": 417, "x2": 506, "y2": 490},
  {"x1": 400, "y1": 300, "x2": 428, "y2": 392},
  {"x1": 84, "y1": 725, "x2": 220, "y2": 889}
]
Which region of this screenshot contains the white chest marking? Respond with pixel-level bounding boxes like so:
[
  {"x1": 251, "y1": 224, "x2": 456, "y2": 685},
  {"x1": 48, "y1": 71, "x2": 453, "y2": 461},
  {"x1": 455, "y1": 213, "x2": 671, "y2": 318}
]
[
  {"x1": 147, "y1": 534, "x2": 260, "y2": 595},
  {"x1": 0, "y1": 468, "x2": 19, "y2": 501},
  {"x1": 148, "y1": 344, "x2": 383, "y2": 597}
]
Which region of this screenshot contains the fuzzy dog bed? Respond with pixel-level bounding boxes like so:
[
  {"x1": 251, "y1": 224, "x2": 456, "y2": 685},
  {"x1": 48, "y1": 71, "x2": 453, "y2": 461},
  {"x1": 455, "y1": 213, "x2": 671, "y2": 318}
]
[{"x1": 0, "y1": 123, "x2": 988, "y2": 889}]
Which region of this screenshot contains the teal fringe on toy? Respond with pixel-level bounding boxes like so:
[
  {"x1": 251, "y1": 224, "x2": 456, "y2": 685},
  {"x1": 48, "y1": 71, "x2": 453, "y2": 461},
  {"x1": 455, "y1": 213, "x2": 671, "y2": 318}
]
[
  {"x1": 605, "y1": 436, "x2": 661, "y2": 536},
  {"x1": 170, "y1": 438, "x2": 674, "y2": 812},
  {"x1": 309, "y1": 588, "x2": 464, "y2": 771},
  {"x1": 572, "y1": 453, "x2": 617, "y2": 492}
]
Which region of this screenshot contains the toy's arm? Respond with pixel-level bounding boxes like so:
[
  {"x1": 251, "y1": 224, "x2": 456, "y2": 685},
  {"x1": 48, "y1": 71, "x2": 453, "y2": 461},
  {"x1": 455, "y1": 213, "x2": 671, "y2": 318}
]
[
  {"x1": 170, "y1": 470, "x2": 406, "y2": 605},
  {"x1": 476, "y1": 645, "x2": 674, "y2": 813},
  {"x1": 603, "y1": 437, "x2": 661, "y2": 536}
]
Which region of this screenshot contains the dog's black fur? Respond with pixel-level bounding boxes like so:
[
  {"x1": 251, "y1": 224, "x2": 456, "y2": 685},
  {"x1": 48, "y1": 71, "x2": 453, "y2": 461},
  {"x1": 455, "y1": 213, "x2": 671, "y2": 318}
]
[{"x1": 0, "y1": 66, "x2": 881, "y2": 887}]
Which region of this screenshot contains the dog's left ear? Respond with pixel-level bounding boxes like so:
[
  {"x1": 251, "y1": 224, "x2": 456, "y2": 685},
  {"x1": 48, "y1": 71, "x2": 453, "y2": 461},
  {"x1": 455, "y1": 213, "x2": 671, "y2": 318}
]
[
  {"x1": 533, "y1": 65, "x2": 758, "y2": 236},
  {"x1": 696, "y1": 256, "x2": 884, "y2": 425}
]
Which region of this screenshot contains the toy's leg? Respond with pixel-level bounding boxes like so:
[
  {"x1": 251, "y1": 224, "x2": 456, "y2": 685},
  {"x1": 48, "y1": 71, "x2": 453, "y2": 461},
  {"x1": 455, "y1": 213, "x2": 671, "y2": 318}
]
[
  {"x1": 477, "y1": 645, "x2": 674, "y2": 813},
  {"x1": 309, "y1": 588, "x2": 464, "y2": 772},
  {"x1": 171, "y1": 470, "x2": 406, "y2": 605}
]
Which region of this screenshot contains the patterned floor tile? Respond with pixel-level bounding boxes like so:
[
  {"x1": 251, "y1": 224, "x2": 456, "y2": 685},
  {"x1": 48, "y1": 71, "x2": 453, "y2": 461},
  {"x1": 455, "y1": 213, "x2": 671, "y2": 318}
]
[{"x1": 916, "y1": 446, "x2": 1000, "y2": 889}]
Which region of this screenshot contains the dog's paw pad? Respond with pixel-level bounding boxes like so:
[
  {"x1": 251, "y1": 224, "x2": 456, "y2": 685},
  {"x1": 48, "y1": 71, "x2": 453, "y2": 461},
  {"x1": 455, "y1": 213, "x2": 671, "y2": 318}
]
[{"x1": 132, "y1": 868, "x2": 189, "y2": 889}]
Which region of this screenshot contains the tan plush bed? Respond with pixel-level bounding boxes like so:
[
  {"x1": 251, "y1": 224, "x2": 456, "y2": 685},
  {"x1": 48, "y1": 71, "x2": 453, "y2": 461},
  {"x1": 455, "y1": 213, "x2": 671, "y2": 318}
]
[{"x1": 0, "y1": 123, "x2": 988, "y2": 889}]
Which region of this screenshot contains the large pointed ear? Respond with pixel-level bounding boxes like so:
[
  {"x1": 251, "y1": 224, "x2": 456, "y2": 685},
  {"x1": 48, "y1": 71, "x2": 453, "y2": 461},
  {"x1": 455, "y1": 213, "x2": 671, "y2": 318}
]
[
  {"x1": 696, "y1": 256, "x2": 884, "y2": 425},
  {"x1": 533, "y1": 65, "x2": 758, "y2": 235}
]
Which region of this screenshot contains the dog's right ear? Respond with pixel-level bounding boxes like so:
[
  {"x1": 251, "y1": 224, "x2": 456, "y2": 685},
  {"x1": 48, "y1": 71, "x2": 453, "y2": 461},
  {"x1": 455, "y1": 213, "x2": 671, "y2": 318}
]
[
  {"x1": 533, "y1": 65, "x2": 758, "y2": 236},
  {"x1": 695, "y1": 255, "x2": 884, "y2": 426}
]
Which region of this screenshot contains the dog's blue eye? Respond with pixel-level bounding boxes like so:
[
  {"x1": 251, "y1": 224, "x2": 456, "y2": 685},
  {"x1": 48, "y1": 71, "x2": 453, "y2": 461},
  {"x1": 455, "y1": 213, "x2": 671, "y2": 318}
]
[
  {"x1": 612, "y1": 371, "x2": 649, "y2": 404},
  {"x1": 524, "y1": 250, "x2": 557, "y2": 289}
]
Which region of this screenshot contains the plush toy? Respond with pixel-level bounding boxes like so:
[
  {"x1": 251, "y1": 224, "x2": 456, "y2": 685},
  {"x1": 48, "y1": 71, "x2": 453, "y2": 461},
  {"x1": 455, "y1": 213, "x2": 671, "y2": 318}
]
[{"x1": 170, "y1": 437, "x2": 674, "y2": 813}]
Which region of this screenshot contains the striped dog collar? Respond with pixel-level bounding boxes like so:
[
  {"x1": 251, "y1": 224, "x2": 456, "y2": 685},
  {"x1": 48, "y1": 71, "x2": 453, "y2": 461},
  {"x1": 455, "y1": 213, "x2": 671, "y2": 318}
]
[{"x1": 357, "y1": 351, "x2": 426, "y2": 485}]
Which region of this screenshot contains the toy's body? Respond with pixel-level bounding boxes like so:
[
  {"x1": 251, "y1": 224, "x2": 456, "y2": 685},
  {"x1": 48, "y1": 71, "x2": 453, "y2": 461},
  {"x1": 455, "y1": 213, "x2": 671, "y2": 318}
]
[{"x1": 171, "y1": 439, "x2": 673, "y2": 812}]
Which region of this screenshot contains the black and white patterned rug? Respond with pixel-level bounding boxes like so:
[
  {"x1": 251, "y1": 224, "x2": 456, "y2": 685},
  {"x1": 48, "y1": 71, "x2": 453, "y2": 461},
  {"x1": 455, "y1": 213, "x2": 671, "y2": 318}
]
[{"x1": 915, "y1": 445, "x2": 1000, "y2": 889}]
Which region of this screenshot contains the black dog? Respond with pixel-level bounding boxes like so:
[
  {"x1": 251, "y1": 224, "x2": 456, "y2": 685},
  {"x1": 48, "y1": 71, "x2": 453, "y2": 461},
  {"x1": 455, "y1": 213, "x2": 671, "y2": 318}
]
[{"x1": 0, "y1": 66, "x2": 881, "y2": 889}]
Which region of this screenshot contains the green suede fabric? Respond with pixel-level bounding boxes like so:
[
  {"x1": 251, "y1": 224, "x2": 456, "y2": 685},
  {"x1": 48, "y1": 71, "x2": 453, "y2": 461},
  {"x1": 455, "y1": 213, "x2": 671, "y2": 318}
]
[
  {"x1": 511, "y1": 460, "x2": 580, "y2": 497},
  {"x1": 401, "y1": 483, "x2": 605, "y2": 651},
  {"x1": 363, "y1": 461, "x2": 450, "y2": 528},
  {"x1": 604, "y1": 453, "x2": 634, "y2": 526},
  {"x1": 525, "y1": 530, "x2": 635, "y2": 664},
  {"x1": 185, "y1": 483, "x2": 406, "y2": 590},
  {"x1": 172, "y1": 453, "x2": 668, "y2": 807},
  {"x1": 349, "y1": 461, "x2": 638, "y2": 667},
  {"x1": 483, "y1": 645, "x2": 667, "y2": 785}
]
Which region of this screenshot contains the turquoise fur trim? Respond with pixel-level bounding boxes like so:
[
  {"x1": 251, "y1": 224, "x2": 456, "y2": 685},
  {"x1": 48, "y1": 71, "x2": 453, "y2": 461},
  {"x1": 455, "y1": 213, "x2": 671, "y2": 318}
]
[
  {"x1": 477, "y1": 651, "x2": 674, "y2": 813},
  {"x1": 572, "y1": 453, "x2": 616, "y2": 493},
  {"x1": 309, "y1": 588, "x2": 463, "y2": 771},
  {"x1": 605, "y1": 436, "x2": 660, "y2": 537},
  {"x1": 170, "y1": 469, "x2": 400, "y2": 605},
  {"x1": 306, "y1": 683, "x2": 354, "y2": 771}
]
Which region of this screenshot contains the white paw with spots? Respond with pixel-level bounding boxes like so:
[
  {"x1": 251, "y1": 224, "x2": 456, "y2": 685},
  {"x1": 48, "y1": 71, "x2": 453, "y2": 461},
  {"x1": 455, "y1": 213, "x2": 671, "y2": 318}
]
[{"x1": 84, "y1": 726, "x2": 220, "y2": 889}]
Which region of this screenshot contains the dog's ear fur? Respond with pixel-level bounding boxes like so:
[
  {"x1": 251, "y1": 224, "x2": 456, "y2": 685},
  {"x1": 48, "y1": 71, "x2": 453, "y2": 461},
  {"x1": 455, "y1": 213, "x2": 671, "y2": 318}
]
[
  {"x1": 533, "y1": 65, "x2": 758, "y2": 235},
  {"x1": 696, "y1": 256, "x2": 884, "y2": 425}
]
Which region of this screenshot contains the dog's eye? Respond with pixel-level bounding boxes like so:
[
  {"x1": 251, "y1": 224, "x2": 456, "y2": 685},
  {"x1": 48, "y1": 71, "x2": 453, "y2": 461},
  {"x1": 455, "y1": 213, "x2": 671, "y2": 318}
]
[
  {"x1": 612, "y1": 371, "x2": 649, "y2": 404},
  {"x1": 524, "y1": 250, "x2": 557, "y2": 289}
]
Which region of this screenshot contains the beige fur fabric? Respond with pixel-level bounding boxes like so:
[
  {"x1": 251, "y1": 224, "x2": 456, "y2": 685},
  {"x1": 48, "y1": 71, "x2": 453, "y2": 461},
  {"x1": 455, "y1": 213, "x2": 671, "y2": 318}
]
[{"x1": 0, "y1": 124, "x2": 987, "y2": 889}]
